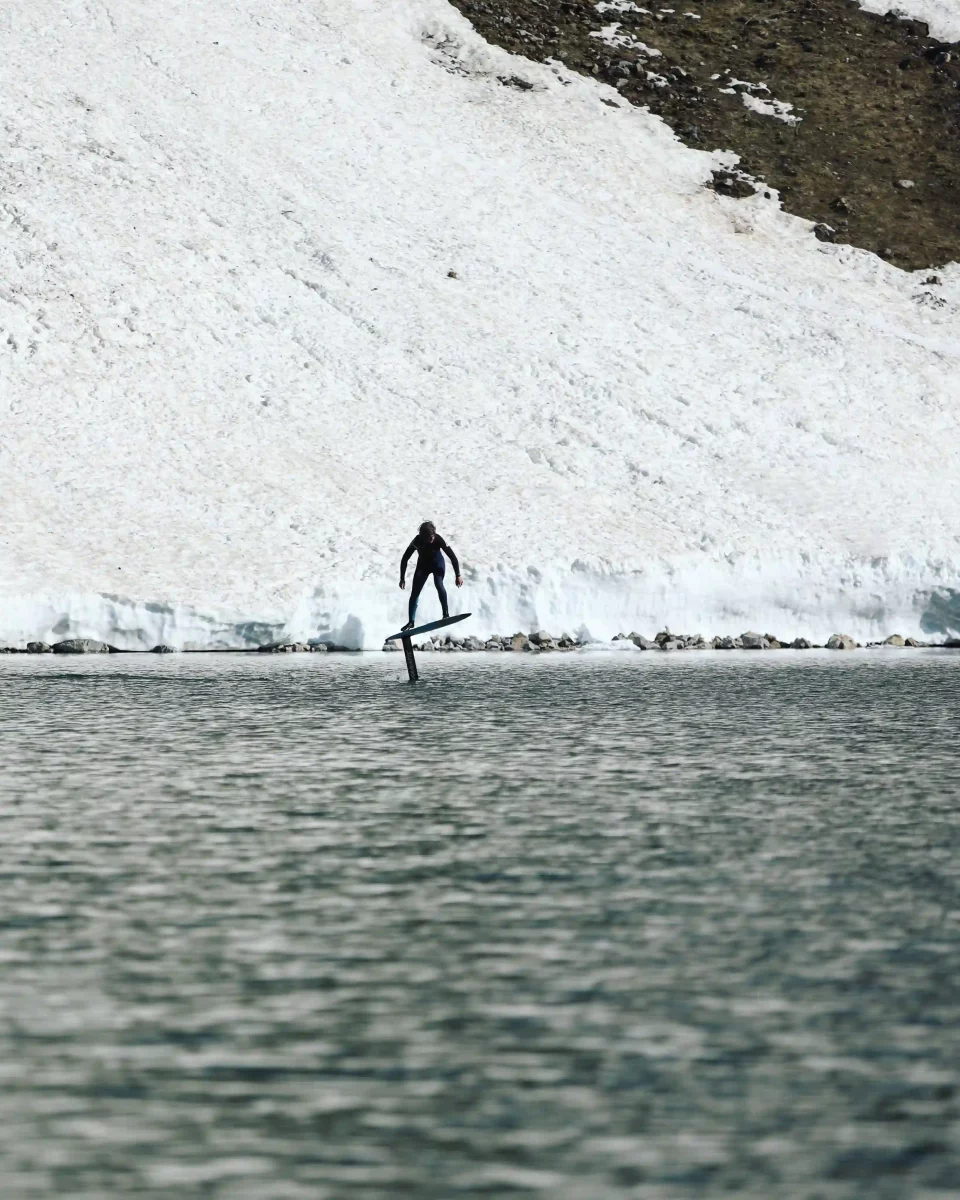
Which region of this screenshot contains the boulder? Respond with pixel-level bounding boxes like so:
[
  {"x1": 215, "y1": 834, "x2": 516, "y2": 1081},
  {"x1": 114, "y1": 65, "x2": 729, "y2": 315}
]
[
  {"x1": 660, "y1": 639, "x2": 679, "y2": 651},
  {"x1": 26, "y1": 642, "x2": 52, "y2": 654},
  {"x1": 791, "y1": 637, "x2": 811, "y2": 649},
  {"x1": 826, "y1": 633, "x2": 856, "y2": 650},
  {"x1": 741, "y1": 632, "x2": 769, "y2": 650},
  {"x1": 654, "y1": 630, "x2": 672, "y2": 646},
  {"x1": 382, "y1": 641, "x2": 401, "y2": 652},
  {"x1": 715, "y1": 636, "x2": 738, "y2": 650},
  {"x1": 52, "y1": 639, "x2": 110, "y2": 654},
  {"x1": 462, "y1": 635, "x2": 486, "y2": 651},
  {"x1": 944, "y1": 638, "x2": 960, "y2": 649},
  {"x1": 529, "y1": 631, "x2": 555, "y2": 647},
  {"x1": 150, "y1": 644, "x2": 178, "y2": 654},
  {"x1": 904, "y1": 637, "x2": 922, "y2": 647},
  {"x1": 418, "y1": 640, "x2": 436, "y2": 651},
  {"x1": 883, "y1": 634, "x2": 905, "y2": 646},
  {"x1": 764, "y1": 634, "x2": 782, "y2": 649},
  {"x1": 484, "y1": 639, "x2": 503, "y2": 651},
  {"x1": 631, "y1": 634, "x2": 656, "y2": 650},
  {"x1": 685, "y1": 635, "x2": 707, "y2": 649},
  {"x1": 509, "y1": 633, "x2": 532, "y2": 652},
  {"x1": 310, "y1": 642, "x2": 329, "y2": 652}
]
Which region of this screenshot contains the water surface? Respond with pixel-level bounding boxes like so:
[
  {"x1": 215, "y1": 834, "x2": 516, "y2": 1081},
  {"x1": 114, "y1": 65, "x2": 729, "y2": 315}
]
[{"x1": 1, "y1": 651, "x2": 958, "y2": 1198}]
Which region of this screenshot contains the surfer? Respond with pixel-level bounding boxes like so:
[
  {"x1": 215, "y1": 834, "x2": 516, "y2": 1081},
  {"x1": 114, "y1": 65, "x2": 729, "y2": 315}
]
[{"x1": 399, "y1": 522, "x2": 463, "y2": 630}]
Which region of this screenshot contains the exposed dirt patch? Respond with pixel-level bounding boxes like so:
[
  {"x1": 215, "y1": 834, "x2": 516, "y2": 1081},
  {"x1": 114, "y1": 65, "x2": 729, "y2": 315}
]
[{"x1": 449, "y1": 0, "x2": 960, "y2": 270}]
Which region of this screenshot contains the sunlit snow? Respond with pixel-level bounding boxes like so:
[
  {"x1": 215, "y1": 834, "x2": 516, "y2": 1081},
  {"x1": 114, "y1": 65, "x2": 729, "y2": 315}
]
[{"x1": 0, "y1": 0, "x2": 958, "y2": 648}]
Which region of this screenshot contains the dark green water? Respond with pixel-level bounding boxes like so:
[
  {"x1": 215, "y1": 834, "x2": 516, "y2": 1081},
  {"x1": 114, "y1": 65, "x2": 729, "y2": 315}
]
[{"x1": 1, "y1": 652, "x2": 958, "y2": 1198}]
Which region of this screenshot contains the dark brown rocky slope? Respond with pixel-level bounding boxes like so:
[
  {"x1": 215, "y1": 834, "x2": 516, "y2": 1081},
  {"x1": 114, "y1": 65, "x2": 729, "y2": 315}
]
[{"x1": 450, "y1": 0, "x2": 960, "y2": 270}]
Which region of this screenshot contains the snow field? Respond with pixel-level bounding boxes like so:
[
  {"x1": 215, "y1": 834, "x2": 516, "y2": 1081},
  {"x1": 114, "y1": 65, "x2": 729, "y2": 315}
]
[{"x1": 0, "y1": 0, "x2": 958, "y2": 647}]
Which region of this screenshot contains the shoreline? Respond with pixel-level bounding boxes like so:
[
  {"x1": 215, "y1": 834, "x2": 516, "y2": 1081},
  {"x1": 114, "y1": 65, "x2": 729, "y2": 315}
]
[{"x1": 3, "y1": 630, "x2": 959, "y2": 655}]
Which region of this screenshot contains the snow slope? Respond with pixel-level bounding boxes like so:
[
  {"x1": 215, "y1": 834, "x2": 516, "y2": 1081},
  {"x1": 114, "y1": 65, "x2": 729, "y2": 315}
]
[
  {"x1": 857, "y1": 0, "x2": 960, "y2": 41},
  {"x1": 1, "y1": 0, "x2": 959, "y2": 648}
]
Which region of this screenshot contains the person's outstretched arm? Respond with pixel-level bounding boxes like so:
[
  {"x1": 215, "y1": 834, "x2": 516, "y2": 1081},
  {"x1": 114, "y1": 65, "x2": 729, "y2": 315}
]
[
  {"x1": 441, "y1": 538, "x2": 464, "y2": 586},
  {"x1": 399, "y1": 541, "x2": 416, "y2": 589}
]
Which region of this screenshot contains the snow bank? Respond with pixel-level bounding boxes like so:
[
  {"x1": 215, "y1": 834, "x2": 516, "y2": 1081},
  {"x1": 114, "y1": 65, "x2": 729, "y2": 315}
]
[
  {"x1": 856, "y1": 0, "x2": 960, "y2": 42},
  {"x1": 1, "y1": 0, "x2": 959, "y2": 648}
]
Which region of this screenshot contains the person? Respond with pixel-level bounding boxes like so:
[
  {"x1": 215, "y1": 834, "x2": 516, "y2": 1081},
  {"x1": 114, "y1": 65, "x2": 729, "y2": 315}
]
[{"x1": 399, "y1": 522, "x2": 463, "y2": 629}]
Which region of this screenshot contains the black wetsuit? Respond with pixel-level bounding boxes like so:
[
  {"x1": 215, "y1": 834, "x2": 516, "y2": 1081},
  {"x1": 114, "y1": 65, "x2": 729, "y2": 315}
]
[{"x1": 400, "y1": 534, "x2": 460, "y2": 625}]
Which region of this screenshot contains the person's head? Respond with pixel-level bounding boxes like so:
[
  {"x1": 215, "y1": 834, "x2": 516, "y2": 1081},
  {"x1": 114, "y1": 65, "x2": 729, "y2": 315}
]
[{"x1": 418, "y1": 521, "x2": 436, "y2": 542}]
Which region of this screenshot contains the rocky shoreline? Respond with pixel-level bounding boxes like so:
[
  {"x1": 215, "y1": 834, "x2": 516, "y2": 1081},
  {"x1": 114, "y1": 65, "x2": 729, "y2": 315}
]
[
  {"x1": 384, "y1": 629, "x2": 960, "y2": 652},
  {"x1": 1, "y1": 630, "x2": 958, "y2": 655}
]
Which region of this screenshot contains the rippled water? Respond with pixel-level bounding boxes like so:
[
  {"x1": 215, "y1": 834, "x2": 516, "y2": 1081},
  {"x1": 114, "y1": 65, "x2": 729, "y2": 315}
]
[{"x1": 1, "y1": 651, "x2": 959, "y2": 1198}]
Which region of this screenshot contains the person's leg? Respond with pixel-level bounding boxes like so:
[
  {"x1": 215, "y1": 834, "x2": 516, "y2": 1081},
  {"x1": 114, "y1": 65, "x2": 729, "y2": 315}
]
[
  {"x1": 408, "y1": 566, "x2": 430, "y2": 625},
  {"x1": 433, "y1": 567, "x2": 449, "y2": 619}
]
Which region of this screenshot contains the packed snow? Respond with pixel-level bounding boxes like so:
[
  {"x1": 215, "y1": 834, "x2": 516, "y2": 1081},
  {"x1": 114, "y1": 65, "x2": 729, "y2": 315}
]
[
  {"x1": 590, "y1": 23, "x2": 662, "y2": 55},
  {"x1": 1, "y1": 0, "x2": 959, "y2": 649},
  {"x1": 718, "y1": 81, "x2": 801, "y2": 125},
  {"x1": 857, "y1": 0, "x2": 960, "y2": 41}
]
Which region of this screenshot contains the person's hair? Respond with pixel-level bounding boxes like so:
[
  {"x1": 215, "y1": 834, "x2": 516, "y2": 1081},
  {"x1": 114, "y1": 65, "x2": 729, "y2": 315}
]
[{"x1": 418, "y1": 521, "x2": 436, "y2": 539}]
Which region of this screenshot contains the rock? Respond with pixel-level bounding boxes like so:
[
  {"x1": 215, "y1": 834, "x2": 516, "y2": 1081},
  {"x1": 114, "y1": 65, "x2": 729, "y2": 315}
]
[
  {"x1": 25, "y1": 642, "x2": 53, "y2": 654},
  {"x1": 150, "y1": 644, "x2": 178, "y2": 654},
  {"x1": 830, "y1": 196, "x2": 852, "y2": 215},
  {"x1": 791, "y1": 637, "x2": 811, "y2": 649},
  {"x1": 258, "y1": 641, "x2": 308, "y2": 652},
  {"x1": 509, "y1": 633, "x2": 532, "y2": 652},
  {"x1": 904, "y1": 637, "x2": 921, "y2": 647},
  {"x1": 895, "y1": 178, "x2": 916, "y2": 189},
  {"x1": 826, "y1": 633, "x2": 856, "y2": 650},
  {"x1": 631, "y1": 634, "x2": 656, "y2": 650},
  {"x1": 463, "y1": 635, "x2": 486, "y2": 651},
  {"x1": 52, "y1": 639, "x2": 110, "y2": 654},
  {"x1": 764, "y1": 634, "x2": 782, "y2": 649},
  {"x1": 741, "y1": 631, "x2": 769, "y2": 649},
  {"x1": 529, "y1": 631, "x2": 555, "y2": 648},
  {"x1": 715, "y1": 636, "x2": 738, "y2": 650},
  {"x1": 883, "y1": 634, "x2": 905, "y2": 646},
  {"x1": 813, "y1": 223, "x2": 836, "y2": 243},
  {"x1": 310, "y1": 642, "x2": 329, "y2": 652},
  {"x1": 709, "y1": 168, "x2": 756, "y2": 199},
  {"x1": 485, "y1": 639, "x2": 503, "y2": 651},
  {"x1": 418, "y1": 640, "x2": 436, "y2": 651},
  {"x1": 944, "y1": 638, "x2": 960, "y2": 648},
  {"x1": 685, "y1": 635, "x2": 708, "y2": 649},
  {"x1": 382, "y1": 641, "x2": 400, "y2": 652},
  {"x1": 557, "y1": 634, "x2": 579, "y2": 649},
  {"x1": 654, "y1": 630, "x2": 673, "y2": 646},
  {"x1": 660, "y1": 639, "x2": 679, "y2": 651}
]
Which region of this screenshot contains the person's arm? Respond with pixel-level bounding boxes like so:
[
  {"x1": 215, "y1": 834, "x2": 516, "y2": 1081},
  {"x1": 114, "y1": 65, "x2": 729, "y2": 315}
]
[
  {"x1": 399, "y1": 540, "x2": 416, "y2": 587},
  {"x1": 441, "y1": 538, "x2": 463, "y2": 583}
]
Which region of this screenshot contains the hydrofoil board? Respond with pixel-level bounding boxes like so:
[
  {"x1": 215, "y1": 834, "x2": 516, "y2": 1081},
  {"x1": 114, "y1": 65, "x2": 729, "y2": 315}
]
[{"x1": 386, "y1": 613, "x2": 471, "y2": 642}]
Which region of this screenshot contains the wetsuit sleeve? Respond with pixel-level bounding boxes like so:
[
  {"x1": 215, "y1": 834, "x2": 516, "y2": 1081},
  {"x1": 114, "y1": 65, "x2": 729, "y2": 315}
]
[
  {"x1": 441, "y1": 538, "x2": 461, "y2": 576},
  {"x1": 400, "y1": 541, "x2": 416, "y2": 583}
]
